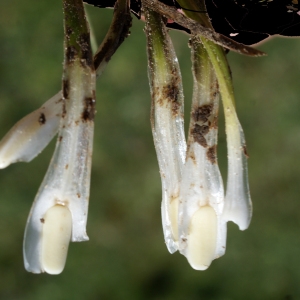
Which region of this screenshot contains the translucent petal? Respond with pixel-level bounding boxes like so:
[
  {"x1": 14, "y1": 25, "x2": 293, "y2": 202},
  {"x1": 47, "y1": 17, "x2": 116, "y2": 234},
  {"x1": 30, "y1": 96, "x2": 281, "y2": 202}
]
[
  {"x1": 0, "y1": 92, "x2": 62, "y2": 168},
  {"x1": 23, "y1": 62, "x2": 96, "y2": 273},
  {"x1": 145, "y1": 9, "x2": 186, "y2": 253},
  {"x1": 223, "y1": 119, "x2": 252, "y2": 230},
  {"x1": 179, "y1": 41, "x2": 226, "y2": 268}
]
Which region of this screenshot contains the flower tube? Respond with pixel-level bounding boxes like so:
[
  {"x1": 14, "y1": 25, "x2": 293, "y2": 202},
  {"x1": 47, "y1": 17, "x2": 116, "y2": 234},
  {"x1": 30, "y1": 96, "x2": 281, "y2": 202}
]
[
  {"x1": 202, "y1": 39, "x2": 252, "y2": 230},
  {"x1": 144, "y1": 8, "x2": 186, "y2": 253},
  {"x1": 178, "y1": 39, "x2": 226, "y2": 270},
  {"x1": 23, "y1": 0, "x2": 96, "y2": 274}
]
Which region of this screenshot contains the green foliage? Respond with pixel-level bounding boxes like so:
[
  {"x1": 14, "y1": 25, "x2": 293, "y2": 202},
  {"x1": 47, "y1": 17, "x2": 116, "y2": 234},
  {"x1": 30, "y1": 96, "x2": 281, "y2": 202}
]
[{"x1": 0, "y1": 0, "x2": 300, "y2": 298}]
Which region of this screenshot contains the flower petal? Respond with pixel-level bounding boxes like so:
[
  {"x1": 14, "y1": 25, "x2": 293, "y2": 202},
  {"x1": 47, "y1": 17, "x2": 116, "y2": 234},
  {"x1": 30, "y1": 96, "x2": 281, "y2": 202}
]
[{"x1": 0, "y1": 92, "x2": 62, "y2": 169}]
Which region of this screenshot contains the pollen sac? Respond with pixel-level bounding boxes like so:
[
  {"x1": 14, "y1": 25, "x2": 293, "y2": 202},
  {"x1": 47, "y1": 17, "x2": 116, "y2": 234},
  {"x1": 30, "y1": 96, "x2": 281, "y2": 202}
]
[
  {"x1": 0, "y1": 92, "x2": 62, "y2": 169},
  {"x1": 178, "y1": 39, "x2": 226, "y2": 269},
  {"x1": 144, "y1": 8, "x2": 186, "y2": 253},
  {"x1": 41, "y1": 205, "x2": 72, "y2": 275}
]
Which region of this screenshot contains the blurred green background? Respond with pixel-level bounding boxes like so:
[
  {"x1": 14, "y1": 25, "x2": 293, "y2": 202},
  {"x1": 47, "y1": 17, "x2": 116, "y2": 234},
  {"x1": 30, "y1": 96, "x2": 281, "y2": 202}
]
[{"x1": 1, "y1": 1, "x2": 300, "y2": 299}]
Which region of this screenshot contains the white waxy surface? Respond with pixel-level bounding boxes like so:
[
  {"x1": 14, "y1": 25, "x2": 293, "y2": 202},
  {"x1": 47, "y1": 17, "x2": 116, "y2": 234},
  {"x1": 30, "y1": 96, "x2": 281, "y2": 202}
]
[{"x1": 41, "y1": 205, "x2": 72, "y2": 275}]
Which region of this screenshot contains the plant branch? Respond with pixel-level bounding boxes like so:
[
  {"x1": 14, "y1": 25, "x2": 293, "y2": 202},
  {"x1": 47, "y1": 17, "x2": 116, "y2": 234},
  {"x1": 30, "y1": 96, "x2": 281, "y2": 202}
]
[
  {"x1": 141, "y1": 0, "x2": 265, "y2": 57},
  {"x1": 93, "y1": 0, "x2": 132, "y2": 76}
]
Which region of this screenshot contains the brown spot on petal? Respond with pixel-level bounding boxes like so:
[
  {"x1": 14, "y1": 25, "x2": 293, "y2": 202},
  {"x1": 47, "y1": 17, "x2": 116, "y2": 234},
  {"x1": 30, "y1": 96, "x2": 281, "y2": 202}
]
[
  {"x1": 243, "y1": 145, "x2": 249, "y2": 158},
  {"x1": 207, "y1": 145, "x2": 217, "y2": 164},
  {"x1": 192, "y1": 104, "x2": 213, "y2": 123},
  {"x1": 191, "y1": 124, "x2": 209, "y2": 147},
  {"x1": 159, "y1": 69, "x2": 182, "y2": 116},
  {"x1": 63, "y1": 79, "x2": 69, "y2": 99},
  {"x1": 40, "y1": 218, "x2": 45, "y2": 223},
  {"x1": 38, "y1": 113, "x2": 46, "y2": 125},
  {"x1": 82, "y1": 97, "x2": 96, "y2": 121}
]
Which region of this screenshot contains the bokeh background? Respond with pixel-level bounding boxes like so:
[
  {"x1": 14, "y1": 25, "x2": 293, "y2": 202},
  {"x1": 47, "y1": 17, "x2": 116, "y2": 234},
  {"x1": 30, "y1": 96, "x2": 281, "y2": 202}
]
[{"x1": 1, "y1": 1, "x2": 300, "y2": 299}]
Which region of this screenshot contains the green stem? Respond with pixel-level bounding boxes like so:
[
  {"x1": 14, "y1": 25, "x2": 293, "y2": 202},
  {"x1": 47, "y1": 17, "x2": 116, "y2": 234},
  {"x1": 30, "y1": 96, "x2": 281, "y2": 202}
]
[
  {"x1": 63, "y1": 0, "x2": 93, "y2": 65},
  {"x1": 93, "y1": 0, "x2": 132, "y2": 75}
]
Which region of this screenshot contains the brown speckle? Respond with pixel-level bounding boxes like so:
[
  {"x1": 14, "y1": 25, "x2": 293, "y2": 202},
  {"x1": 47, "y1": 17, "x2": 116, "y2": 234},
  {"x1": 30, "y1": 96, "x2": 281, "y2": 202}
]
[
  {"x1": 243, "y1": 145, "x2": 249, "y2": 158},
  {"x1": 62, "y1": 100, "x2": 67, "y2": 118},
  {"x1": 192, "y1": 104, "x2": 213, "y2": 123},
  {"x1": 77, "y1": 193, "x2": 81, "y2": 198},
  {"x1": 66, "y1": 46, "x2": 77, "y2": 63},
  {"x1": 158, "y1": 71, "x2": 181, "y2": 116},
  {"x1": 63, "y1": 79, "x2": 69, "y2": 99},
  {"x1": 65, "y1": 164, "x2": 68, "y2": 170},
  {"x1": 211, "y1": 116, "x2": 219, "y2": 129},
  {"x1": 189, "y1": 151, "x2": 196, "y2": 164},
  {"x1": 38, "y1": 113, "x2": 46, "y2": 125},
  {"x1": 210, "y1": 80, "x2": 219, "y2": 99},
  {"x1": 59, "y1": 136, "x2": 63, "y2": 142},
  {"x1": 40, "y1": 218, "x2": 45, "y2": 224},
  {"x1": 66, "y1": 26, "x2": 73, "y2": 37},
  {"x1": 82, "y1": 97, "x2": 96, "y2": 121},
  {"x1": 207, "y1": 145, "x2": 217, "y2": 164},
  {"x1": 79, "y1": 33, "x2": 93, "y2": 67},
  {"x1": 191, "y1": 124, "x2": 209, "y2": 147}
]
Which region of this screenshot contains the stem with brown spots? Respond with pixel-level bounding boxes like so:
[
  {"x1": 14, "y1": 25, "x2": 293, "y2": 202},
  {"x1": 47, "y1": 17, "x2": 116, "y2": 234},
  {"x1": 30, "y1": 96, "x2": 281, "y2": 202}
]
[{"x1": 142, "y1": 0, "x2": 265, "y2": 57}]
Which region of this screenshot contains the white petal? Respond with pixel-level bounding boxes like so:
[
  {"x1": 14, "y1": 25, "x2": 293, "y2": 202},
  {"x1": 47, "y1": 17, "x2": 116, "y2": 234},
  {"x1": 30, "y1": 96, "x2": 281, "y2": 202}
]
[
  {"x1": 24, "y1": 62, "x2": 95, "y2": 273},
  {"x1": 145, "y1": 9, "x2": 186, "y2": 253},
  {"x1": 223, "y1": 120, "x2": 252, "y2": 230},
  {"x1": 0, "y1": 92, "x2": 62, "y2": 168},
  {"x1": 179, "y1": 41, "x2": 226, "y2": 267}
]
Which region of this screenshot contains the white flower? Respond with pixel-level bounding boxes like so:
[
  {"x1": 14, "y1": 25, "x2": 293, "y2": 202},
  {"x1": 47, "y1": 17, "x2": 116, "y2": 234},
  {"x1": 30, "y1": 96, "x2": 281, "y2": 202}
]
[{"x1": 178, "y1": 40, "x2": 226, "y2": 270}]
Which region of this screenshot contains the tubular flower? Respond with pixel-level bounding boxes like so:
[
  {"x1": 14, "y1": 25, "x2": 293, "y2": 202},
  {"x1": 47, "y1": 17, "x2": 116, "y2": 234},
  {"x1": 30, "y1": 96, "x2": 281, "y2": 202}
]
[
  {"x1": 145, "y1": 8, "x2": 186, "y2": 253},
  {"x1": 143, "y1": 0, "x2": 252, "y2": 270},
  {"x1": 178, "y1": 39, "x2": 226, "y2": 270},
  {"x1": 23, "y1": 0, "x2": 96, "y2": 274},
  {"x1": 0, "y1": 0, "x2": 256, "y2": 273}
]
